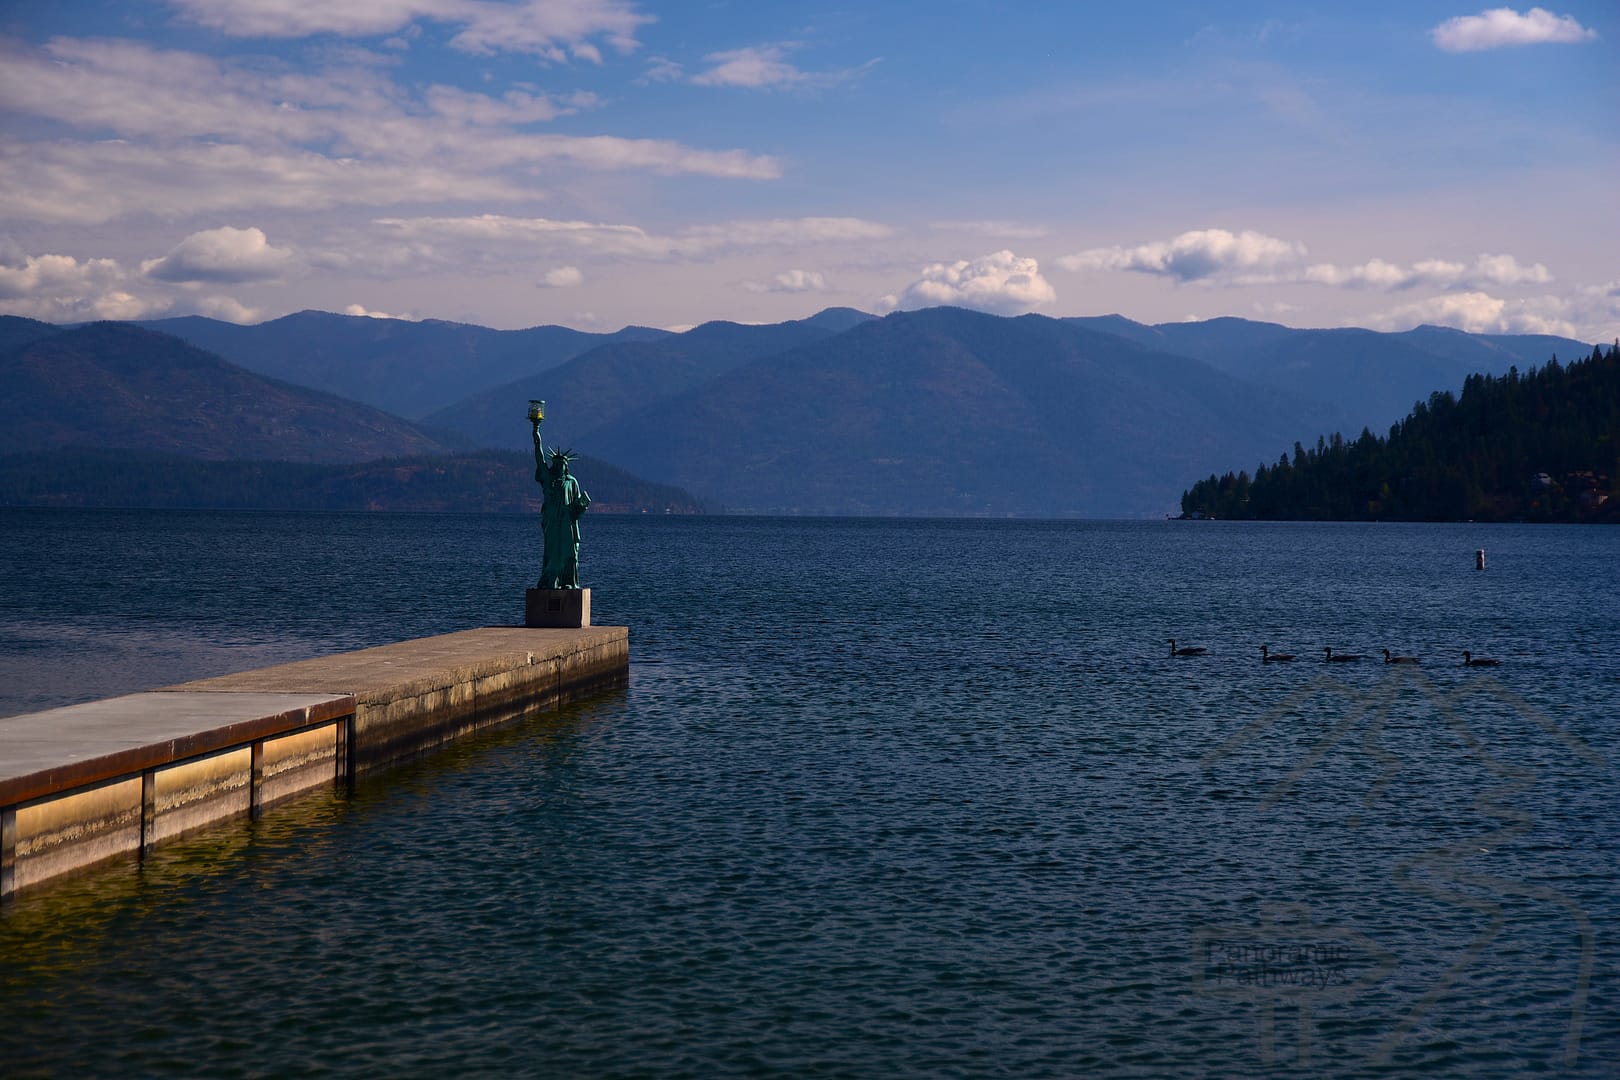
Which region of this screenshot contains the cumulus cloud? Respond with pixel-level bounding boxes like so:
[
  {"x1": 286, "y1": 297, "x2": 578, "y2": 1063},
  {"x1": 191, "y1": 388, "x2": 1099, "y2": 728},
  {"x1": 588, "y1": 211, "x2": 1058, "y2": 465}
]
[
  {"x1": 1056, "y1": 228, "x2": 1556, "y2": 299},
  {"x1": 1056, "y1": 229, "x2": 1305, "y2": 282},
  {"x1": 1362, "y1": 290, "x2": 1578, "y2": 336},
  {"x1": 193, "y1": 295, "x2": 264, "y2": 324},
  {"x1": 0, "y1": 252, "x2": 117, "y2": 300},
  {"x1": 142, "y1": 226, "x2": 295, "y2": 284},
  {"x1": 884, "y1": 250, "x2": 1056, "y2": 316},
  {"x1": 540, "y1": 265, "x2": 584, "y2": 287},
  {"x1": 743, "y1": 269, "x2": 827, "y2": 294},
  {"x1": 344, "y1": 303, "x2": 416, "y2": 320},
  {"x1": 1431, "y1": 7, "x2": 1597, "y2": 52},
  {"x1": 1303, "y1": 253, "x2": 1551, "y2": 291},
  {"x1": 164, "y1": 0, "x2": 653, "y2": 59},
  {"x1": 0, "y1": 248, "x2": 167, "y2": 320}
]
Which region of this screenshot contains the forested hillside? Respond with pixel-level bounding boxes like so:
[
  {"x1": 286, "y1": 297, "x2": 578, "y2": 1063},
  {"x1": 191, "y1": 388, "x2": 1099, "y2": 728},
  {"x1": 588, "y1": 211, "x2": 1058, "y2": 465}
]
[{"x1": 1180, "y1": 344, "x2": 1620, "y2": 522}]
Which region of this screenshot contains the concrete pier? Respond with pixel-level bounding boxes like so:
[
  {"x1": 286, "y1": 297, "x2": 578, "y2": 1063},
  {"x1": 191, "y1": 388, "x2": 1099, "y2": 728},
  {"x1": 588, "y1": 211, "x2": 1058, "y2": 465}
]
[{"x1": 1, "y1": 625, "x2": 627, "y2": 899}]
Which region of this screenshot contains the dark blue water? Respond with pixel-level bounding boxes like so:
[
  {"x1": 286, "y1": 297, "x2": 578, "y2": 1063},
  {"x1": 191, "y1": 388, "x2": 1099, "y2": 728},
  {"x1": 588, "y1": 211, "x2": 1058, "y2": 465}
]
[{"x1": 1, "y1": 509, "x2": 1616, "y2": 1077}]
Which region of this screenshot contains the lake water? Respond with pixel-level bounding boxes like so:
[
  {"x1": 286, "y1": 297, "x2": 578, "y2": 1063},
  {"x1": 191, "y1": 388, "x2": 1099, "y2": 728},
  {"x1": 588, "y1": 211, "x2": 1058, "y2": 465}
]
[{"x1": 1, "y1": 509, "x2": 1616, "y2": 1077}]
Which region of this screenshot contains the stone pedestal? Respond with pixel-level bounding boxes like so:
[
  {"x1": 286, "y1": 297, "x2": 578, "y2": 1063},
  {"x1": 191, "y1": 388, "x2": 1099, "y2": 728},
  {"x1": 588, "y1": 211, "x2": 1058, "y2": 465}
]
[{"x1": 525, "y1": 587, "x2": 591, "y2": 628}]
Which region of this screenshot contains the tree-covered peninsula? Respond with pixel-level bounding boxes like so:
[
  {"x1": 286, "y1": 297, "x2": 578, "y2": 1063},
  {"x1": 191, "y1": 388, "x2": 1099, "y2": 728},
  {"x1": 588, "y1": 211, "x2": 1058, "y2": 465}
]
[{"x1": 1180, "y1": 343, "x2": 1620, "y2": 523}]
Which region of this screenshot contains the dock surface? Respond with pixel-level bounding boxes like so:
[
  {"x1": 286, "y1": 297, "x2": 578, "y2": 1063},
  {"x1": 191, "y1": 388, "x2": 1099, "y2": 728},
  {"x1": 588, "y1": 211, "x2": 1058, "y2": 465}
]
[{"x1": 2, "y1": 625, "x2": 628, "y2": 899}]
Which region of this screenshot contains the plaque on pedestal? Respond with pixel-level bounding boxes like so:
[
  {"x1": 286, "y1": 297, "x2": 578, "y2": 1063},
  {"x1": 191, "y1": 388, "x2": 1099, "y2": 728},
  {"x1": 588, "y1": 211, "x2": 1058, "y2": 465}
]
[{"x1": 526, "y1": 588, "x2": 591, "y2": 628}]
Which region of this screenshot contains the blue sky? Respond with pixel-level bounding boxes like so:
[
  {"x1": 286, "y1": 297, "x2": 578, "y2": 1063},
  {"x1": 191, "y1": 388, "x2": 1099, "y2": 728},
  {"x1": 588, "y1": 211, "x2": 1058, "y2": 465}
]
[{"x1": 1, "y1": 1, "x2": 1615, "y2": 340}]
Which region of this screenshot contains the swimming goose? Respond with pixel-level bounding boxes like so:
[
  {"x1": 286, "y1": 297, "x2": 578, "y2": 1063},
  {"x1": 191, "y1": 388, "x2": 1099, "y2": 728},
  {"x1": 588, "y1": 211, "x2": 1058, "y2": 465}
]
[
  {"x1": 1261, "y1": 645, "x2": 1296, "y2": 663},
  {"x1": 1168, "y1": 639, "x2": 1207, "y2": 657},
  {"x1": 1382, "y1": 649, "x2": 1420, "y2": 665},
  {"x1": 1462, "y1": 651, "x2": 1501, "y2": 667},
  {"x1": 1323, "y1": 647, "x2": 1362, "y2": 662}
]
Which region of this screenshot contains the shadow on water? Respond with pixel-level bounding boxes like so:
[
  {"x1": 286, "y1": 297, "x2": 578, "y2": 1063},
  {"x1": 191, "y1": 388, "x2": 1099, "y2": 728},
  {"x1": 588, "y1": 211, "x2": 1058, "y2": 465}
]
[{"x1": 0, "y1": 690, "x2": 621, "y2": 1067}]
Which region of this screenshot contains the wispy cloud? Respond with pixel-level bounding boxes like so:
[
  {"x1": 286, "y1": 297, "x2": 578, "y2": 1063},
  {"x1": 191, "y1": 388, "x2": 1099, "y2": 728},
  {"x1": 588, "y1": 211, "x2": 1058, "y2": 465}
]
[
  {"x1": 164, "y1": 0, "x2": 653, "y2": 60},
  {"x1": 932, "y1": 220, "x2": 1050, "y2": 241},
  {"x1": 1430, "y1": 7, "x2": 1598, "y2": 52},
  {"x1": 691, "y1": 43, "x2": 878, "y2": 90},
  {"x1": 0, "y1": 37, "x2": 778, "y2": 224},
  {"x1": 372, "y1": 214, "x2": 892, "y2": 261},
  {"x1": 693, "y1": 45, "x2": 807, "y2": 88}
]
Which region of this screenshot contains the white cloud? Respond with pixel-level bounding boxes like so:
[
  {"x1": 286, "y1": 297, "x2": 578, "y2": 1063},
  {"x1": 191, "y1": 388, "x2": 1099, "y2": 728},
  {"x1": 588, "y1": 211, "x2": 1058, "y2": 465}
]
[
  {"x1": 690, "y1": 43, "x2": 878, "y2": 90},
  {"x1": 678, "y1": 217, "x2": 892, "y2": 249},
  {"x1": 0, "y1": 37, "x2": 778, "y2": 225},
  {"x1": 639, "y1": 56, "x2": 684, "y2": 83},
  {"x1": 425, "y1": 85, "x2": 592, "y2": 125},
  {"x1": 885, "y1": 250, "x2": 1056, "y2": 316},
  {"x1": 1361, "y1": 290, "x2": 1578, "y2": 336},
  {"x1": 344, "y1": 303, "x2": 416, "y2": 320},
  {"x1": 142, "y1": 226, "x2": 296, "y2": 284},
  {"x1": 376, "y1": 213, "x2": 663, "y2": 256},
  {"x1": 1468, "y1": 253, "x2": 1554, "y2": 287},
  {"x1": 193, "y1": 295, "x2": 265, "y2": 324},
  {"x1": 89, "y1": 291, "x2": 164, "y2": 320},
  {"x1": 0, "y1": 249, "x2": 168, "y2": 321},
  {"x1": 1304, "y1": 253, "x2": 1551, "y2": 290},
  {"x1": 692, "y1": 46, "x2": 808, "y2": 89},
  {"x1": 1057, "y1": 228, "x2": 1305, "y2": 282},
  {"x1": 1431, "y1": 7, "x2": 1597, "y2": 52},
  {"x1": 0, "y1": 252, "x2": 118, "y2": 301},
  {"x1": 164, "y1": 0, "x2": 653, "y2": 59},
  {"x1": 374, "y1": 214, "x2": 891, "y2": 259},
  {"x1": 0, "y1": 135, "x2": 772, "y2": 228},
  {"x1": 541, "y1": 265, "x2": 584, "y2": 287},
  {"x1": 743, "y1": 269, "x2": 827, "y2": 293},
  {"x1": 1568, "y1": 281, "x2": 1620, "y2": 342},
  {"x1": 1057, "y1": 230, "x2": 1555, "y2": 297},
  {"x1": 932, "y1": 220, "x2": 1051, "y2": 241}
]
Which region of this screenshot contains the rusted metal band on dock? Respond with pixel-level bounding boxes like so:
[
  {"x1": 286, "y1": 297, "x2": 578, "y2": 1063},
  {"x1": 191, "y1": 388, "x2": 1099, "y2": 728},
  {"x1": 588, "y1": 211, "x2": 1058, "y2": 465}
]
[{"x1": 0, "y1": 625, "x2": 628, "y2": 900}]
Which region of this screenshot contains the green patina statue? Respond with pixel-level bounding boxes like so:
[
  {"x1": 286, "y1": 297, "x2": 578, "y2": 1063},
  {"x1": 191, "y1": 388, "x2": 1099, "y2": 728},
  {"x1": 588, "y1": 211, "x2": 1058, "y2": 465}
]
[{"x1": 531, "y1": 413, "x2": 590, "y2": 589}]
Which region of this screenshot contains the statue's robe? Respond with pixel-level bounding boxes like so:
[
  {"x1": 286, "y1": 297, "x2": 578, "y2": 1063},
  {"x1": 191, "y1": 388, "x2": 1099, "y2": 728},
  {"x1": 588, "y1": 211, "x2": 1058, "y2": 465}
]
[{"x1": 540, "y1": 471, "x2": 590, "y2": 588}]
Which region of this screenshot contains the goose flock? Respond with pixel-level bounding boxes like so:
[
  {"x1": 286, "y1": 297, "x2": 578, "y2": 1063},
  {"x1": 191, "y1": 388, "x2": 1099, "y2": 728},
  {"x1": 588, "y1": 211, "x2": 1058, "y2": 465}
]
[{"x1": 1166, "y1": 641, "x2": 1503, "y2": 666}]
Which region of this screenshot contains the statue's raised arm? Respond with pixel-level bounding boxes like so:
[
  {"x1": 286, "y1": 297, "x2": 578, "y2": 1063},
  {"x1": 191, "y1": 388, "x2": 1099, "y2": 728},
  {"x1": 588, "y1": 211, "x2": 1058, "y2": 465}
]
[{"x1": 528, "y1": 398, "x2": 588, "y2": 589}]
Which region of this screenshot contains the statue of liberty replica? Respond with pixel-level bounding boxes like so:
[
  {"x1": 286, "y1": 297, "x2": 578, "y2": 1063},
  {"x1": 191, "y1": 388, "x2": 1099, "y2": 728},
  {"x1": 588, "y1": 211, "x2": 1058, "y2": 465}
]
[{"x1": 525, "y1": 400, "x2": 593, "y2": 626}]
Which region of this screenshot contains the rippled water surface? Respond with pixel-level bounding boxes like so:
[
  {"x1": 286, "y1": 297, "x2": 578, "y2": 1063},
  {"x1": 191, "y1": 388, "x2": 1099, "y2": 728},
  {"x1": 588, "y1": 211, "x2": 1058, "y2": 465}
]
[{"x1": 1, "y1": 510, "x2": 1616, "y2": 1077}]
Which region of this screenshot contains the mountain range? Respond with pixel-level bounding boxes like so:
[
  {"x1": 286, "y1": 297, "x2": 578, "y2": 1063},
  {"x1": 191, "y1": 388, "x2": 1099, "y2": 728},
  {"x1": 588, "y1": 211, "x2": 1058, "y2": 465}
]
[
  {"x1": 0, "y1": 319, "x2": 701, "y2": 512},
  {"x1": 3, "y1": 307, "x2": 1596, "y2": 517},
  {"x1": 139, "y1": 310, "x2": 669, "y2": 420},
  {"x1": 1, "y1": 320, "x2": 457, "y2": 463}
]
